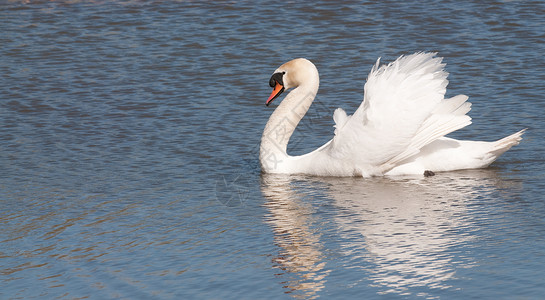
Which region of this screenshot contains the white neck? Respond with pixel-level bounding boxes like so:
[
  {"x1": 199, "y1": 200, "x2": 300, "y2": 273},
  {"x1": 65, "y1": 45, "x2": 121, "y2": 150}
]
[{"x1": 260, "y1": 72, "x2": 319, "y2": 173}]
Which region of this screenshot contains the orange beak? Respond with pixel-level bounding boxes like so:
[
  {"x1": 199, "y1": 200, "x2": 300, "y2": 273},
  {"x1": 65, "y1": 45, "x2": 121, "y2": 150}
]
[{"x1": 266, "y1": 82, "x2": 285, "y2": 106}]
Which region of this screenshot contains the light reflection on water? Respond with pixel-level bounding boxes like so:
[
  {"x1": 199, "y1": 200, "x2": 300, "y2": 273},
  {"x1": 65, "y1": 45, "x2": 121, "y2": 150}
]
[
  {"x1": 262, "y1": 175, "x2": 330, "y2": 299},
  {"x1": 261, "y1": 169, "x2": 521, "y2": 298},
  {"x1": 2, "y1": 0, "x2": 545, "y2": 299}
]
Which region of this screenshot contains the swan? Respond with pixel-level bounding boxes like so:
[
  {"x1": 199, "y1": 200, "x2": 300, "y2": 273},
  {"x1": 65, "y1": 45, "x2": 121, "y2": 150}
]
[{"x1": 260, "y1": 52, "x2": 525, "y2": 177}]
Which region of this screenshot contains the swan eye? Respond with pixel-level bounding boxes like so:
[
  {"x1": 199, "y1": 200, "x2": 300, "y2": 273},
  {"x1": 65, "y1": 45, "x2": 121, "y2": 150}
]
[{"x1": 269, "y1": 72, "x2": 285, "y2": 88}]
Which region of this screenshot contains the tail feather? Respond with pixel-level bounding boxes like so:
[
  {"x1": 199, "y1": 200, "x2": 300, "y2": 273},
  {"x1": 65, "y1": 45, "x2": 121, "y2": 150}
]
[{"x1": 488, "y1": 128, "x2": 526, "y2": 158}]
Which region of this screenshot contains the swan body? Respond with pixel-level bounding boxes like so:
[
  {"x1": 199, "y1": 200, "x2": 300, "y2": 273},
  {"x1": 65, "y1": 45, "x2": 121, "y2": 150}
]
[{"x1": 260, "y1": 53, "x2": 525, "y2": 177}]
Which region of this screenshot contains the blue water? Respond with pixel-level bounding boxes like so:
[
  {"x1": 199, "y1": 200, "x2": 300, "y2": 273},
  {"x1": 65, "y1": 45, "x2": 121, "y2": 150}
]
[{"x1": 1, "y1": 1, "x2": 545, "y2": 299}]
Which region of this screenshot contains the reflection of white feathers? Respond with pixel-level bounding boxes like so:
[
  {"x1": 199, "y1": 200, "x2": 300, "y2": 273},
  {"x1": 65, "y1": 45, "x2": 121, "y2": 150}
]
[
  {"x1": 327, "y1": 176, "x2": 476, "y2": 294},
  {"x1": 261, "y1": 175, "x2": 330, "y2": 299},
  {"x1": 260, "y1": 53, "x2": 524, "y2": 176},
  {"x1": 261, "y1": 171, "x2": 520, "y2": 296}
]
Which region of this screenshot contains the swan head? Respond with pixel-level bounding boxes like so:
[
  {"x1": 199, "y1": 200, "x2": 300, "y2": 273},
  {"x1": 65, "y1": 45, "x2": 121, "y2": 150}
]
[{"x1": 266, "y1": 58, "x2": 318, "y2": 106}]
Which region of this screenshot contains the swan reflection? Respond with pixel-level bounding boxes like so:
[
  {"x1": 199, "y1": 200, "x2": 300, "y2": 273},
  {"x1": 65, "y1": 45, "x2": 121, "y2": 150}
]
[
  {"x1": 261, "y1": 170, "x2": 518, "y2": 297},
  {"x1": 261, "y1": 174, "x2": 330, "y2": 299}
]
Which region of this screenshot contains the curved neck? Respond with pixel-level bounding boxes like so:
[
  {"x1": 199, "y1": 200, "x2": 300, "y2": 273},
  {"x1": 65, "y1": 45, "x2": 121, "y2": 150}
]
[{"x1": 260, "y1": 75, "x2": 319, "y2": 172}]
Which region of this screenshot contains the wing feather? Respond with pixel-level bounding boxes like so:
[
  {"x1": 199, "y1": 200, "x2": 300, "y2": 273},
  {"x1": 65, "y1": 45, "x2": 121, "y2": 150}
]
[{"x1": 326, "y1": 52, "x2": 472, "y2": 174}]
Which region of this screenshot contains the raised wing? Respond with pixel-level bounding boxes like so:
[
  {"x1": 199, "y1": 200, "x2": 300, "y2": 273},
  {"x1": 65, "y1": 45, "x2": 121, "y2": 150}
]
[{"x1": 326, "y1": 52, "x2": 472, "y2": 175}]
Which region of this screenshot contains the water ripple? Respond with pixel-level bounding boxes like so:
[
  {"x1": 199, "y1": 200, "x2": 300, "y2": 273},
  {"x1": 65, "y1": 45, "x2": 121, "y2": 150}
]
[{"x1": 1, "y1": 1, "x2": 545, "y2": 299}]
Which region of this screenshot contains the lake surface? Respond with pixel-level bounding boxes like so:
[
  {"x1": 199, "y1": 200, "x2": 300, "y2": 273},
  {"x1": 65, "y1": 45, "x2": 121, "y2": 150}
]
[{"x1": 1, "y1": 1, "x2": 545, "y2": 299}]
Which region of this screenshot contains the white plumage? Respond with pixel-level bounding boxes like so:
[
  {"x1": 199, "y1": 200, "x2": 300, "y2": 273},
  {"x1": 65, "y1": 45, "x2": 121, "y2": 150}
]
[{"x1": 260, "y1": 52, "x2": 525, "y2": 177}]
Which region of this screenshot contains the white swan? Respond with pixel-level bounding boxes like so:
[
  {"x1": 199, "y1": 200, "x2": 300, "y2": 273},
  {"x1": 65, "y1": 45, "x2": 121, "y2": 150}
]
[{"x1": 260, "y1": 52, "x2": 525, "y2": 177}]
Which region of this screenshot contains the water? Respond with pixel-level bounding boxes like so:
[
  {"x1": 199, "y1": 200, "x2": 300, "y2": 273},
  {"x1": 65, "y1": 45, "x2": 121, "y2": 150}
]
[{"x1": 1, "y1": 1, "x2": 545, "y2": 299}]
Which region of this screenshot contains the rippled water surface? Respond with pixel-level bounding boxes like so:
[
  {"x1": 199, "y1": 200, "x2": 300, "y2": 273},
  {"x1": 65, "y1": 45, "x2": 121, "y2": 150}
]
[{"x1": 2, "y1": 1, "x2": 545, "y2": 299}]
